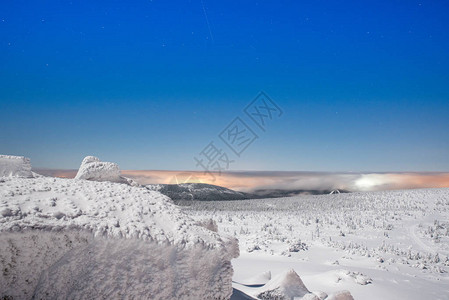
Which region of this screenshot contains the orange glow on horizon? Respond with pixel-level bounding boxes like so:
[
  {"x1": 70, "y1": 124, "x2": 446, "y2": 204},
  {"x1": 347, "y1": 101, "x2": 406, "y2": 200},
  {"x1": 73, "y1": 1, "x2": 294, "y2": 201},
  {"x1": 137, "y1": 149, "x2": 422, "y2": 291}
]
[{"x1": 39, "y1": 169, "x2": 449, "y2": 192}]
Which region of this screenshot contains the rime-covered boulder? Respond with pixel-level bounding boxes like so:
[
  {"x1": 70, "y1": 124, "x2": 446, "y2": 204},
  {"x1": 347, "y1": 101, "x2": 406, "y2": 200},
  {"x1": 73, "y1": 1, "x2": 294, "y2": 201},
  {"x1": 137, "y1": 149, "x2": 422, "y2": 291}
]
[
  {"x1": 0, "y1": 174, "x2": 239, "y2": 299},
  {"x1": 301, "y1": 293, "x2": 321, "y2": 300},
  {"x1": 326, "y1": 290, "x2": 354, "y2": 300},
  {"x1": 0, "y1": 155, "x2": 33, "y2": 178},
  {"x1": 255, "y1": 269, "x2": 310, "y2": 300},
  {"x1": 251, "y1": 269, "x2": 354, "y2": 300},
  {"x1": 75, "y1": 156, "x2": 137, "y2": 186},
  {"x1": 75, "y1": 156, "x2": 121, "y2": 181}
]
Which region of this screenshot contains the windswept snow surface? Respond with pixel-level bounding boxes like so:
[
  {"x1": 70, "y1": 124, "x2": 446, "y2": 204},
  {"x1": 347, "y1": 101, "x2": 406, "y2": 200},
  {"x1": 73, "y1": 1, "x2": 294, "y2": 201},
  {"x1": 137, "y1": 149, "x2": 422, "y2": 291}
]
[
  {"x1": 0, "y1": 175, "x2": 238, "y2": 299},
  {"x1": 184, "y1": 188, "x2": 449, "y2": 299}
]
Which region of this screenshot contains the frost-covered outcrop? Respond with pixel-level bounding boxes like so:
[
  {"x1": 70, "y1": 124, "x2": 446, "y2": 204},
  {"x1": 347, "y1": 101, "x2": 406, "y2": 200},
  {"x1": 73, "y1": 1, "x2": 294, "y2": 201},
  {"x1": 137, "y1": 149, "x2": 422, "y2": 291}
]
[
  {"x1": 0, "y1": 155, "x2": 33, "y2": 178},
  {"x1": 249, "y1": 269, "x2": 354, "y2": 300},
  {"x1": 255, "y1": 269, "x2": 310, "y2": 299},
  {"x1": 326, "y1": 290, "x2": 354, "y2": 300},
  {"x1": 0, "y1": 173, "x2": 239, "y2": 299},
  {"x1": 75, "y1": 156, "x2": 137, "y2": 186}
]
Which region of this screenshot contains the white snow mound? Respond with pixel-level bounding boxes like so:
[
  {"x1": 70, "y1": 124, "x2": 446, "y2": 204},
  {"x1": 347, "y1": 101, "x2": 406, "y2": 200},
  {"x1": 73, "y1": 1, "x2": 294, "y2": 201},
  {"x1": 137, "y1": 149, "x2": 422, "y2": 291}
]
[
  {"x1": 255, "y1": 269, "x2": 310, "y2": 300},
  {"x1": 241, "y1": 270, "x2": 272, "y2": 285},
  {"x1": 0, "y1": 175, "x2": 238, "y2": 299},
  {"x1": 75, "y1": 156, "x2": 137, "y2": 185},
  {"x1": 0, "y1": 155, "x2": 33, "y2": 178}
]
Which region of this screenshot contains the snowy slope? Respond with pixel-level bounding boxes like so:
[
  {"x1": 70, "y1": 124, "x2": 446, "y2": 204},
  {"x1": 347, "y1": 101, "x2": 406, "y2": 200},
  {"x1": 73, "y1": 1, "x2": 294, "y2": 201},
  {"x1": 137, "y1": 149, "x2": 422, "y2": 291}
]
[
  {"x1": 185, "y1": 188, "x2": 449, "y2": 299},
  {"x1": 0, "y1": 157, "x2": 239, "y2": 299}
]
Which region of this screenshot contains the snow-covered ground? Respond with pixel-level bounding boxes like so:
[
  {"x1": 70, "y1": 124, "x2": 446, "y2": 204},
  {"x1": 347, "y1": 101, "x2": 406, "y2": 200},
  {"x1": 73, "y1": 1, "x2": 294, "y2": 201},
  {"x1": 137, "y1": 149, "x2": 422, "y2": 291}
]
[
  {"x1": 2, "y1": 154, "x2": 449, "y2": 299},
  {"x1": 183, "y1": 189, "x2": 449, "y2": 299},
  {"x1": 0, "y1": 156, "x2": 238, "y2": 299}
]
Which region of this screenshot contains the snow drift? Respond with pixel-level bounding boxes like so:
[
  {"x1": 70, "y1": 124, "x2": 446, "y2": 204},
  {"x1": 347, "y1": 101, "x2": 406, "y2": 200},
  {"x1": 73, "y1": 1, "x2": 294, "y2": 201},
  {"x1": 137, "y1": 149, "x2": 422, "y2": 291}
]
[
  {"x1": 0, "y1": 156, "x2": 239, "y2": 299},
  {"x1": 0, "y1": 155, "x2": 32, "y2": 178}
]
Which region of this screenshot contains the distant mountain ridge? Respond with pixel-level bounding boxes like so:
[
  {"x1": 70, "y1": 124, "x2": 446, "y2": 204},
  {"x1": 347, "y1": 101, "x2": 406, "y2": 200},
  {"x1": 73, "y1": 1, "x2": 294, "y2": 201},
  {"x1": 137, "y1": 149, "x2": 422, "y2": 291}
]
[
  {"x1": 252, "y1": 188, "x2": 350, "y2": 198},
  {"x1": 146, "y1": 183, "x2": 350, "y2": 201},
  {"x1": 146, "y1": 183, "x2": 255, "y2": 201}
]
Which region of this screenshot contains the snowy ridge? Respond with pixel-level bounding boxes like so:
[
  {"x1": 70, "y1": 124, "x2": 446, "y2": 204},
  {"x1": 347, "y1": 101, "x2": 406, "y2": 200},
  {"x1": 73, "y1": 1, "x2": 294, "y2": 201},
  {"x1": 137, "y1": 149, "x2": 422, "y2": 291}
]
[
  {"x1": 0, "y1": 176, "x2": 237, "y2": 248},
  {"x1": 185, "y1": 188, "x2": 449, "y2": 299},
  {"x1": 0, "y1": 156, "x2": 239, "y2": 299},
  {"x1": 147, "y1": 182, "x2": 255, "y2": 201}
]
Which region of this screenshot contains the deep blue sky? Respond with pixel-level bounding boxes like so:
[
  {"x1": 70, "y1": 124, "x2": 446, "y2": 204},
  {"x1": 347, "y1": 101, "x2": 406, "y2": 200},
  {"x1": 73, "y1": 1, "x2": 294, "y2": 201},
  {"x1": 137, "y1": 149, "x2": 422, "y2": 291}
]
[{"x1": 1, "y1": 0, "x2": 448, "y2": 171}]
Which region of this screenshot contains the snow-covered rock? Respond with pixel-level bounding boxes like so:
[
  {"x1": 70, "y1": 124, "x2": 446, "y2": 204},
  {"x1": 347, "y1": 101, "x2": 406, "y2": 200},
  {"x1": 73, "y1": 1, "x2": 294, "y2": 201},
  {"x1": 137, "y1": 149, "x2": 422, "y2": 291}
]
[
  {"x1": 0, "y1": 155, "x2": 33, "y2": 178},
  {"x1": 75, "y1": 155, "x2": 121, "y2": 181},
  {"x1": 0, "y1": 175, "x2": 239, "y2": 299},
  {"x1": 255, "y1": 269, "x2": 310, "y2": 300},
  {"x1": 301, "y1": 293, "x2": 321, "y2": 300},
  {"x1": 312, "y1": 291, "x2": 328, "y2": 300},
  {"x1": 326, "y1": 290, "x2": 354, "y2": 300},
  {"x1": 75, "y1": 156, "x2": 137, "y2": 186}
]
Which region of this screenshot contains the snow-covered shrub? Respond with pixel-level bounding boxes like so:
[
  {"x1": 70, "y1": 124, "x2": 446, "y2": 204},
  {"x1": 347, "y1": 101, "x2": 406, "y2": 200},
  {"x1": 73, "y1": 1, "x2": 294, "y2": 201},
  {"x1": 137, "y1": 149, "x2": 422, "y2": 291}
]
[
  {"x1": 247, "y1": 244, "x2": 261, "y2": 252},
  {"x1": 288, "y1": 239, "x2": 308, "y2": 252}
]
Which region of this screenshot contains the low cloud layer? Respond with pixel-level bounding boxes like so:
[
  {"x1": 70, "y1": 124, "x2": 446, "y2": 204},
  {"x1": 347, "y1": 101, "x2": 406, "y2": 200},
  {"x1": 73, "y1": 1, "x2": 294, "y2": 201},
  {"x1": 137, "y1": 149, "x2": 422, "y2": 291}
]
[{"x1": 37, "y1": 169, "x2": 449, "y2": 193}]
